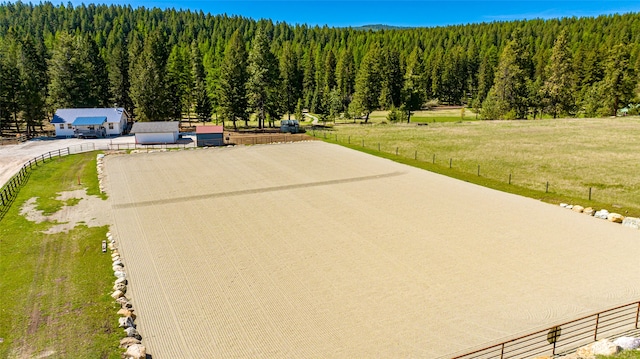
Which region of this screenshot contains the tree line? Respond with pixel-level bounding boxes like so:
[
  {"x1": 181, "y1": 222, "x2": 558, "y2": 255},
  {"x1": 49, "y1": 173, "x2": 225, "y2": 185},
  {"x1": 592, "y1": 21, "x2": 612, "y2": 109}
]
[{"x1": 0, "y1": 2, "x2": 639, "y2": 134}]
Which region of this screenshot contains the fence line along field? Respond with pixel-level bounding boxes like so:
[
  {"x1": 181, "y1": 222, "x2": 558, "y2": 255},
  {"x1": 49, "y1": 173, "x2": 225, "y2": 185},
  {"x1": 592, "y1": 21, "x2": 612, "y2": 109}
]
[
  {"x1": 104, "y1": 141, "x2": 640, "y2": 358},
  {"x1": 314, "y1": 117, "x2": 640, "y2": 212}
]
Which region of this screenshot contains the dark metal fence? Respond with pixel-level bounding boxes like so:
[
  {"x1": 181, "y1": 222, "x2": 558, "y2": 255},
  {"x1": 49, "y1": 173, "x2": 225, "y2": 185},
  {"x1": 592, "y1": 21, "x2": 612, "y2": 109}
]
[
  {"x1": 448, "y1": 301, "x2": 640, "y2": 359},
  {"x1": 0, "y1": 143, "x2": 99, "y2": 220}
]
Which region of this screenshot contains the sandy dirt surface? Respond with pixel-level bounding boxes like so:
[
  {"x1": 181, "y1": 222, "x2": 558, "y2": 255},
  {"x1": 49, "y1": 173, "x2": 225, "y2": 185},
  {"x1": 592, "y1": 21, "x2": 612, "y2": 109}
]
[
  {"x1": 0, "y1": 136, "x2": 135, "y2": 187},
  {"x1": 104, "y1": 142, "x2": 640, "y2": 358}
]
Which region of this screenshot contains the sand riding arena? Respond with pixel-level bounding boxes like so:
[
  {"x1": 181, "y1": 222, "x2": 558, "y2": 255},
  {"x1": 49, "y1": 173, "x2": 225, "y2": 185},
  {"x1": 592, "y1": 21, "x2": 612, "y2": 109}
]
[{"x1": 104, "y1": 141, "x2": 640, "y2": 358}]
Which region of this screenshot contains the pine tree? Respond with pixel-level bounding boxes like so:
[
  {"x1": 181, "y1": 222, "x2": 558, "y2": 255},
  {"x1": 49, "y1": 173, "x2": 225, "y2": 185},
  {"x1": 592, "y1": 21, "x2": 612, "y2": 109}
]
[
  {"x1": 129, "y1": 29, "x2": 170, "y2": 121},
  {"x1": 217, "y1": 30, "x2": 249, "y2": 129},
  {"x1": 0, "y1": 46, "x2": 21, "y2": 133},
  {"x1": 336, "y1": 48, "x2": 355, "y2": 110},
  {"x1": 17, "y1": 34, "x2": 48, "y2": 136},
  {"x1": 483, "y1": 33, "x2": 530, "y2": 119},
  {"x1": 47, "y1": 33, "x2": 88, "y2": 109},
  {"x1": 302, "y1": 49, "x2": 315, "y2": 109},
  {"x1": 85, "y1": 36, "x2": 111, "y2": 107},
  {"x1": 352, "y1": 45, "x2": 381, "y2": 123},
  {"x1": 279, "y1": 42, "x2": 300, "y2": 120},
  {"x1": 541, "y1": 30, "x2": 574, "y2": 118},
  {"x1": 108, "y1": 35, "x2": 133, "y2": 114},
  {"x1": 194, "y1": 80, "x2": 212, "y2": 122},
  {"x1": 402, "y1": 47, "x2": 425, "y2": 123},
  {"x1": 166, "y1": 45, "x2": 190, "y2": 121},
  {"x1": 602, "y1": 44, "x2": 635, "y2": 116},
  {"x1": 247, "y1": 26, "x2": 279, "y2": 129},
  {"x1": 378, "y1": 48, "x2": 403, "y2": 109}
]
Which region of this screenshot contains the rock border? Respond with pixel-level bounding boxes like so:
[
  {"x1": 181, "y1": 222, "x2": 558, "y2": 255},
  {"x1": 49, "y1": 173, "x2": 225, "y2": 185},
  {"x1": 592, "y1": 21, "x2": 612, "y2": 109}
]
[
  {"x1": 97, "y1": 154, "x2": 147, "y2": 359},
  {"x1": 559, "y1": 203, "x2": 640, "y2": 231}
]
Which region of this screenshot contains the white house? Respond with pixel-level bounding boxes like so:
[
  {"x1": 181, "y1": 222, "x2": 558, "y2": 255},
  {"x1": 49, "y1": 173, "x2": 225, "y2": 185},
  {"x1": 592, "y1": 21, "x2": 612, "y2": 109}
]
[
  {"x1": 52, "y1": 108, "x2": 130, "y2": 138},
  {"x1": 130, "y1": 122, "x2": 180, "y2": 144}
]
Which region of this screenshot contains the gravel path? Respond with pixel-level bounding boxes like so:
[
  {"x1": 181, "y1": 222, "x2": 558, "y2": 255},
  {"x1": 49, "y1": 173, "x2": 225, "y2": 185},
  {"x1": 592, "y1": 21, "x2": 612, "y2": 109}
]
[
  {"x1": 0, "y1": 136, "x2": 135, "y2": 187},
  {"x1": 104, "y1": 141, "x2": 640, "y2": 358}
]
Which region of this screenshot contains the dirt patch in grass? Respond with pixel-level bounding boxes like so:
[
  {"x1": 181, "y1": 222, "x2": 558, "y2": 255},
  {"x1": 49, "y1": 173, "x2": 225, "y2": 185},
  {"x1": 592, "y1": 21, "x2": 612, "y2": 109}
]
[{"x1": 19, "y1": 189, "x2": 111, "y2": 234}]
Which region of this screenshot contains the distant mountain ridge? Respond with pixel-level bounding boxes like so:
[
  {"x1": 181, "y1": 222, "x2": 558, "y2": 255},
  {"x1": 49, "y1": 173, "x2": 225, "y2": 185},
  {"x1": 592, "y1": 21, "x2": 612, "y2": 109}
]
[{"x1": 351, "y1": 24, "x2": 411, "y2": 30}]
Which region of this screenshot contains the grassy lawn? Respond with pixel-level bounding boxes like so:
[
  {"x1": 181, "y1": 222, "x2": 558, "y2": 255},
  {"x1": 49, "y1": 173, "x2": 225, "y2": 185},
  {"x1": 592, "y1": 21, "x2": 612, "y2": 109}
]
[
  {"x1": 0, "y1": 152, "x2": 121, "y2": 358},
  {"x1": 599, "y1": 351, "x2": 640, "y2": 359},
  {"x1": 311, "y1": 116, "x2": 640, "y2": 217}
]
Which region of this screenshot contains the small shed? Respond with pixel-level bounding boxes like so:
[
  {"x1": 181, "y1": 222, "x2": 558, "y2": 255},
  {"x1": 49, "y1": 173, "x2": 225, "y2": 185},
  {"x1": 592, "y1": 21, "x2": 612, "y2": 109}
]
[
  {"x1": 52, "y1": 108, "x2": 129, "y2": 138},
  {"x1": 130, "y1": 122, "x2": 180, "y2": 144},
  {"x1": 196, "y1": 126, "x2": 224, "y2": 147}
]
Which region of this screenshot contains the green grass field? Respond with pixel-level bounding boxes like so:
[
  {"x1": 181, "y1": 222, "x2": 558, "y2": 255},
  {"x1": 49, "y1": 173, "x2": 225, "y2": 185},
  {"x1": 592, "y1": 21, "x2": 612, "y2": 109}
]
[
  {"x1": 0, "y1": 152, "x2": 121, "y2": 358},
  {"x1": 599, "y1": 351, "x2": 640, "y2": 359},
  {"x1": 311, "y1": 115, "x2": 640, "y2": 217}
]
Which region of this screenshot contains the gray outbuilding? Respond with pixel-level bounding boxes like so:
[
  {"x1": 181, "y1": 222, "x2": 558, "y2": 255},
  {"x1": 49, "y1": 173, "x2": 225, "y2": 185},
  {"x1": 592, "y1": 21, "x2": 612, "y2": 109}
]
[{"x1": 130, "y1": 122, "x2": 180, "y2": 144}]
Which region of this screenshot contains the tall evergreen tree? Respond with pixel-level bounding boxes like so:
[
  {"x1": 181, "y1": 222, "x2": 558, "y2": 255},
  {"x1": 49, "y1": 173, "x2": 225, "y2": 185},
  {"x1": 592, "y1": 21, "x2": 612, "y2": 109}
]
[
  {"x1": 166, "y1": 45, "x2": 190, "y2": 121},
  {"x1": 352, "y1": 45, "x2": 381, "y2": 123},
  {"x1": 336, "y1": 48, "x2": 355, "y2": 110},
  {"x1": 0, "y1": 45, "x2": 21, "y2": 132},
  {"x1": 402, "y1": 47, "x2": 425, "y2": 123},
  {"x1": 47, "y1": 33, "x2": 90, "y2": 109},
  {"x1": 247, "y1": 26, "x2": 279, "y2": 129},
  {"x1": 191, "y1": 43, "x2": 211, "y2": 123},
  {"x1": 482, "y1": 33, "x2": 530, "y2": 119},
  {"x1": 85, "y1": 36, "x2": 111, "y2": 107},
  {"x1": 302, "y1": 49, "x2": 315, "y2": 109},
  {"x1": 279, "y1": 42, "x2": 301, "y2": 120},
  {"x1": 378, "y1": 48, "x2": 403, "y2": 109},
  {"x1": 129, "y1": 29, "x2": 170, "y2": 121},
  {"x1": 602, "y1": 44, "x2": 635, "y2": 116},
  {"x1": 541, "y1": 30, "x2": 574, "y2": 118},
  {"x1": 108, "y1": 35, "x2": 133, "y2": 113},
  {"x1": 218, "y1": 30, "x2": 249, "y2": 129},
  {"x1": 17, "y1": 35, "x2": 48, "y2": 135}
]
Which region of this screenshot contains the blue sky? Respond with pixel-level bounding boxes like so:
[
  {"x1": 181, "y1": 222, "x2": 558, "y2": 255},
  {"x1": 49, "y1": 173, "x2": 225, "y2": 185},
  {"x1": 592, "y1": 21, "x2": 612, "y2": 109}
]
[{"x1": 68, "y1": 1, "x2": 640, "y2": 28}]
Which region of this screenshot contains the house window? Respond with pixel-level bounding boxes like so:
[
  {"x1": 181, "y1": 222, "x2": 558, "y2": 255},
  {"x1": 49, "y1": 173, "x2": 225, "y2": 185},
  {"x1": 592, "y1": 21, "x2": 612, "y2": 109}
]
[
  {"x1": 108, "y1": 123, "x2": 114, "y2": 130},
  {"x1": 67, "y1": 124, "x2": 73, "y2": 129},
  {"x1": 59, "y1": 124, "x2": 64, "y2": 129}
]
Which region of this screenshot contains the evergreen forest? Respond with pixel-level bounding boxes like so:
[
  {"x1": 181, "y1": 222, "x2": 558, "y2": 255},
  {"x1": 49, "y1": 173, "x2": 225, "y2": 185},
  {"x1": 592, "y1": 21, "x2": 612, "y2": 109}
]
[{"x1": 1, "y1": 2, "x2": 639, "y2": 133}]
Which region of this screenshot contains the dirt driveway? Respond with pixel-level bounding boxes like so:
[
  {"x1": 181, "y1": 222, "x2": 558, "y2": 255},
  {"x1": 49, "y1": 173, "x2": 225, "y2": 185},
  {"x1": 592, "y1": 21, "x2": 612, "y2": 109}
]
[
  {"x1": 104, "y1": 142, "x2": 640, "y2": 358},
  {"x1": 0, "y1": 136, "x2": 135, "y2": 187}
]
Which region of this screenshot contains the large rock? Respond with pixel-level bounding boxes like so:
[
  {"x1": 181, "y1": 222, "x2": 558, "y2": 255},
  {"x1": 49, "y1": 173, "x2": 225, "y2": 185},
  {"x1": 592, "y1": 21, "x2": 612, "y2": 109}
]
[
  {"x1": 115, "y1": 277, "x2": 128, "y2": 286},
  {"x1": 123, "y1": 344, "x2": 146, "y2": 359},
  {"x1": 117, "y1": 308, "x2": 137, "y2": 320},
  {"x1": 607, "y1": 213, "x2": 624, "y2": 223},
  {"x1": 572, "y1": 205, "x2": 584, "y2": 213},
  {"x1": 111, "y1": 290, "x2": 124, "y2": 299},
  {"x1": 118, "y1": 316, "x2": 135, "y2": 328},
  {"x1": 113, "y1": 282, "x2": 127, "y2": 293},
  {"x1": 576, "y1": 339, "x2": 621, "y2": 358},
  {"x1": 594, "y1": 209, "x2": 610, "y2": 219},
  {"x1": 613, "y1": 336, "x2": 640, "y2": 350},
  {"x1": 113, "y1": 265, "x2": 124, "y2": 272},
  {"x1": 114, "y1": 271, "x2": 126, "y2": 278},
  {"x1": 119, "y1": 337, "x2": 141, "y2": 349},
  {"x1": 583, "y1": 207, "x2": 595, "y2": 216},
  {"x1": 113, "y1": 260, "x2": 123, "y2": 267},
  {"x1": 116, "y1": 297, "x2": 133, "y2": 309},
  {"x1": 124, "y1": 327, "x2": 142, "y2": 340},
  {"x1": 622, "y1": 217, "x2": 640, "y2": 230}
]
